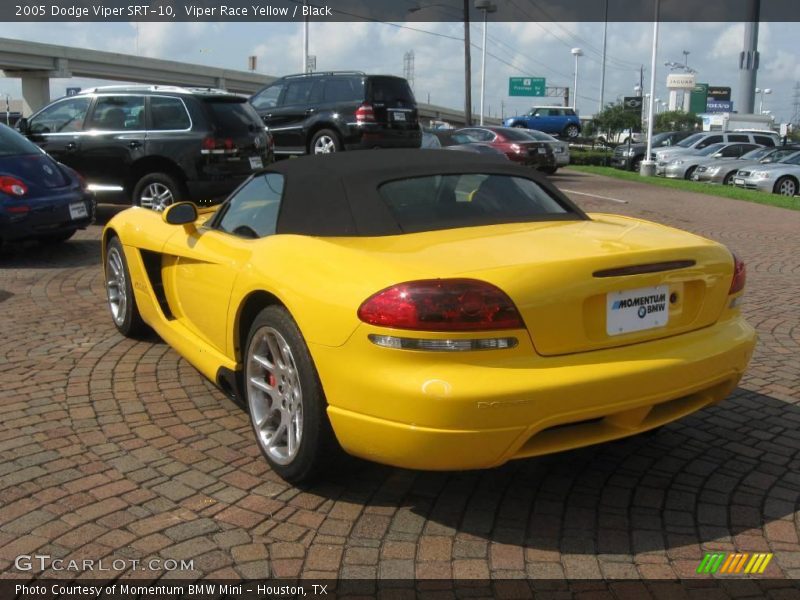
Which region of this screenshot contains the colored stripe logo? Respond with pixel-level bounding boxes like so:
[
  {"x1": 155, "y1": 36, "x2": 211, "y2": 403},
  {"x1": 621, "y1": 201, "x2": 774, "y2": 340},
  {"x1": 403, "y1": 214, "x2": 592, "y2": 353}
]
[{"x1": 696, "y1": 552, "x2": 773, "y2": 574}]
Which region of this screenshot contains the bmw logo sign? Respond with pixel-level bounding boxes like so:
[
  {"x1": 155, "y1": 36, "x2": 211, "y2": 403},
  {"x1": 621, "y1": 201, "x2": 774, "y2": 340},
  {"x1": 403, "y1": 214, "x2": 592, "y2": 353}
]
[{"x1": 638, "y1": 306, "x2": 647, "y2": 319}]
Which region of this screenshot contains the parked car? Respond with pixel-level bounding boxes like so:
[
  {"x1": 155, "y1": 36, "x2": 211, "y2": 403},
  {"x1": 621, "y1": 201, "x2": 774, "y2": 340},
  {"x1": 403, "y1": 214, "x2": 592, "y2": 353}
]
[
  {"x1": 17, "y1": 85, "x2": 272, "y2": 211},
  {"x1": 250, "y1": 71, "x2": 421, "y2": 156},
  {"x1": 692, "y1": 145, "x2": 800, "y2": 185},
  {"x1": 421, "y1": 130, "x2": 507, "y2": 158},
  {"x1": 519, "y1": 129, "x2": 570, "y2": 173},
  {"x1": 611, "y1": 131, "x2": 693, "y2": 171},
  {"x1": 503, "y1": 106, "x2": 581, "y2": 138},
  {"x1": 596, "y1": 129, "x2": 644, "y2": 145},
  {"x1": 103, "y1": 149, "x2": 755, "y2": 483},
  {"x1": 0, "y1": 123, "x2": 94, "y2": 246},
  {"x1": 653, "y1": 130, "x2": 780, "y2": 165},
  {"x1": 660, "y1": 142, "x2": 762, "y2": 179},
  {"x1": 454, "y1": 126, "x2": 556, "y2": 170},
  {"x1": 732, "y1": 152, "x2": 800, "y2": 196}
]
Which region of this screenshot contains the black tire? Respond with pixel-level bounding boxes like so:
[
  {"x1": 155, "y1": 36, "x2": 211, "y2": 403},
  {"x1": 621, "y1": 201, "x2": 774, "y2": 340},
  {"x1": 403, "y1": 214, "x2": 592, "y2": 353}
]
[
  {"x1": 131, "y1": 172, "x2": 186, "y2": 211},
  {"x1": 773, "y1": 176, "x2": 798, "y2": 197},
  {"x1": 722, "y1": 171, "x2": 736, "y2": 186},
  {"x1": 38, "y1": 229, "x2": 77, "y2": 244},
  {"x1": 632, "y1": 158, "x2": 643, "y2": 172},
  {"x1": 244, "y1": 305, "x2": 339, "y2": 483},
  {"x1": 684, "y1": 166, "x2": 697, "y2": 180},
  {"x1": 105, "y1": 236, "x2": 147, "y2": 338},
  {"x1": 539, "y1": 166, "x2": 558, "y2": 175},
  {"x1": 512, "y1": 123, "x2": 527, "y2": 128},
  {"x1": 564, "y1": 124, "x2": 580, "y2": 138},
  {"x1": 310, "y1": 129, "x2": 342, "y2": 155}
]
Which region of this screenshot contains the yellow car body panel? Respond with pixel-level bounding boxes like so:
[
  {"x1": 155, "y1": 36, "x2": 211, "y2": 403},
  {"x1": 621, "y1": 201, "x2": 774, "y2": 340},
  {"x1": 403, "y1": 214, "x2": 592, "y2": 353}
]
[{"x1": 104, "y1": 206, "x2": 756, "y2": 471}]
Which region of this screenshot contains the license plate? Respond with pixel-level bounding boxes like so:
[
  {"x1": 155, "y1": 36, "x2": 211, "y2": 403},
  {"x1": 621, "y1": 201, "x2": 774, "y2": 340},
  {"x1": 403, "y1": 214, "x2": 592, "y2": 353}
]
[
  {"x1": 249, "y1": 156, "x2": 263, "y2": 170},
  {"x1": 69, "y1": 202, "x2": 88, "y2": 220},
  {"x1": 538, "y1": 148, "x2": 547, "y2": 154},
  {"x1": 391, "y1": 111, "x2": 406, "y2": 122},
  {"x1": 734, "y1": 178, "x2": 744, "y2": 185},
  {"x1": 607, "y1": 285, "x2": 669, "y2": 336}
]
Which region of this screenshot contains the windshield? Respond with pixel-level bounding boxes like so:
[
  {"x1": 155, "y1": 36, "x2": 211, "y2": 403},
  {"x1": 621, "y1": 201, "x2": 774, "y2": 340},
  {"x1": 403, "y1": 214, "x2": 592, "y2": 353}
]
[
  {"x1": 378, "y1": 173, "x2": 574, "y2": 234},
  {"x1": 697, "y1": 143, "x2": 727, "y2": 156},
  {"x1": 741, "y1": 147, "x2": 774, "y2": 161},
  {"x1": 0, "y1": 124, "x2": 43, "y2": 157},
  {"x1": 676, "y1": 133, "x2": 704, "y2": 147},
  {"x1": 775, "y1": 150, "x2": 800, "y2": 163},
  {"x1": 651, "y1": 133, "x2": 671, "y2": 146}
]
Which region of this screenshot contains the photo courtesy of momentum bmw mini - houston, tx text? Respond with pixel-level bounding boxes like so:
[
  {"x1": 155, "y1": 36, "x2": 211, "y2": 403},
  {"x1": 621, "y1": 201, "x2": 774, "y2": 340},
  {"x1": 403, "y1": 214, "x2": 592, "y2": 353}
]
[{"x1": 1, "y1": 0, "x2": 800, "y2": 597}]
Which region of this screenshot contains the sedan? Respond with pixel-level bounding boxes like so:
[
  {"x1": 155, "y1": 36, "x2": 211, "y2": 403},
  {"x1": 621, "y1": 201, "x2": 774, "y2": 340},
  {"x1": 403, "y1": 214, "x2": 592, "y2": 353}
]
[
  {"x1": 519, "y1": 129, "x2": 570, "y2": 173},
  {"x1": 661, "y1": 142, "x2": 762, "y2": 179},
  {"x1": 103, "y1": 150, "x2": 755, "y2": 482},
  {"x1": 733, "y1": 152, "x2": 800, "y2": 196},
  {"x1": 454, "y1": 126, "x2": 557, "y2": 169},
  {"x1": 692, "y1": 146, "x2": 800, "y2": 185},
  {"x1": 421, "y1": 130, "x2": 508, "y2": 158},
  {"x1": 0, "y1": 123, "x2": 94, "y2": 247}
]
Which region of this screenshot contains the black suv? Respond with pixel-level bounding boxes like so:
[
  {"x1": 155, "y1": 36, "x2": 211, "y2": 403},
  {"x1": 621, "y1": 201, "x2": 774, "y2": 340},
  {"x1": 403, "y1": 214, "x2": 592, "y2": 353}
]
[
  {"x1": 250, "y1": 71, "x2": 421, "y2": 156},
  {"x1": 17, "y1": 86, "x2": 272, "y2": 210}
]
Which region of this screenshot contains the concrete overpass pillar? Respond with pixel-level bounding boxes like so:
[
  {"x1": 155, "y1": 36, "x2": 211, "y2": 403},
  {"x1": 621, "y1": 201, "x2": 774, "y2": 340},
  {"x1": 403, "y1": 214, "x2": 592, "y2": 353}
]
[{"x1": 20, "y1": 75, "x2": 50, "y2": 116}]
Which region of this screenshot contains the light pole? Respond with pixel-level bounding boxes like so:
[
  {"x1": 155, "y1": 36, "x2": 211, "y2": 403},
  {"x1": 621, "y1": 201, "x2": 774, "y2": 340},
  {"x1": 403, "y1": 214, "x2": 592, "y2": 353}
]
[
  {"x1": 475, "y1": 0, "x2": 496, "y2": 125},
  {"x1": 599, "y1": 0, "x2": 608, "y2": 112},
  {"x1": 755, "y1": 87, "x2": 772, "y2": 113},
  {"x1": 571, "y1": 48, "x2": 583, "y2": 112},
  {"x1": 302, "y1": 0, "x2": 309, "y2": 72},
  {"x1": 642, "y1": 0, "x2": 660, "y2": 176},
  {"x1": 409, "y1": 2, "x2": 472, "y2": 125}
]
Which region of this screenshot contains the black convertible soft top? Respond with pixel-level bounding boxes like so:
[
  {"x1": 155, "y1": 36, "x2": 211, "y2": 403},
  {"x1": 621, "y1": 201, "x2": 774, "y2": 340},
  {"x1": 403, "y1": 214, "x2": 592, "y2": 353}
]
[{"x1": 263, "y1": 149, "x2": 586, "y2": 237}]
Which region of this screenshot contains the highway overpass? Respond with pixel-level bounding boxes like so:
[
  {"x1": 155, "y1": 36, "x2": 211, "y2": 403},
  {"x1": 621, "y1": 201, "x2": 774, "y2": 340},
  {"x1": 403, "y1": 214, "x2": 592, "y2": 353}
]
[{"x1": 0, "y1": 37, "x2": 499, "y2": 126}]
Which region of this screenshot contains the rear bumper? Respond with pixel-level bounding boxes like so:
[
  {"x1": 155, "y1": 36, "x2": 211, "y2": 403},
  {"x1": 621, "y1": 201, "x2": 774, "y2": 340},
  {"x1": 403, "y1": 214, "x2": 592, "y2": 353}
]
[
  {"x1": 0, "y1": 192, "x2": 95, "y2": 242},
  {"x1": 315, "y1": 316, "x2": 756, "y2": 470},
  {"x1": 343, "y1": 125, "x2": 422, "y2": 151}
]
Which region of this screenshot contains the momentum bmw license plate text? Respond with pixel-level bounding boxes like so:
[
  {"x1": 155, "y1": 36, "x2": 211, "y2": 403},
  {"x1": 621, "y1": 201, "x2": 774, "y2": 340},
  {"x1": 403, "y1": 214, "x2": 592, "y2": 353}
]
[{"x1": 606, "y1": 285, "x2": 669, "y2": 336}]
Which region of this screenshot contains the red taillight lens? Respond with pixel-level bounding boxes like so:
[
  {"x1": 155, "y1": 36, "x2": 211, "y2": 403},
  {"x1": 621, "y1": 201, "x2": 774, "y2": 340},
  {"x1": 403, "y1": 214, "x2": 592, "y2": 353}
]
[
  {"x1": 201, "y1": 136, "x2": 216, "y2": 151},
  {"x1": 355, "y1": 103, "x2": 375, "y2": 124},
  {"x1": 358, "y1": 279, "x2": 524, "y2": 331},
  {"x1": 201, "y1": 136, "x2": 235, "y2": 151},
  {"x1": 0, "y1": 176, "x2": 28, "y2": 197},
  {"x1": 729, "y1": 254, "x2": 746, "y2": 295},
  {"x1": 77, "y1": 173, "x2": 87, "y2": 191}
]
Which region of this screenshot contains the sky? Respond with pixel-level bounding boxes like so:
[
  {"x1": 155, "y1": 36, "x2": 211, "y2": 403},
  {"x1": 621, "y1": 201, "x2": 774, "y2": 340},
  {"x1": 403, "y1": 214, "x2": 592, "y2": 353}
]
[{"x1": 0, "y1": 20, "x2": 798, "y2": 122}]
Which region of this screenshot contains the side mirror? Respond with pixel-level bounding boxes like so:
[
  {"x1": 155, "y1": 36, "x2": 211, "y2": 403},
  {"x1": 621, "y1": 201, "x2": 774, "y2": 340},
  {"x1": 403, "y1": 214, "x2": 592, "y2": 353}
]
[
  {"x1": 713, "y1": 153, "x2": 723, "y2": 158},
  {"x1": 16, "y1": 118, "x2": 29, "y2": 134},
  {"x1": 162, "y1": 202, "x2": 197, "y2": 226}
]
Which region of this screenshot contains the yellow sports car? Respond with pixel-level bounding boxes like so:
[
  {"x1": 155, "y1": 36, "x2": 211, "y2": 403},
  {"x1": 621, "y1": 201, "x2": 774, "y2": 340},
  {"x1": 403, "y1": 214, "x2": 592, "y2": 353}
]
[{"x1": 103, "y1": 150, "x2": 756, "y2": 482}]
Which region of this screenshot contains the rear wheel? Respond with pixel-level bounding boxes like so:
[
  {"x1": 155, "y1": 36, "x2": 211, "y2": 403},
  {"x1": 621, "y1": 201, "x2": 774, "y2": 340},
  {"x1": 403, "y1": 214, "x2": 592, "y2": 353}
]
[
  {"x1": 310, "y1": 129, "x2": 342, "y2": 155},
  {"x1": 132, "y1": 172, "x2": 185, "y2": 211},
  {"x1": 244, "y1": 306, "x2": 339, "y2": 483},
  {"x1": 105, "y1": 236, "x2": 147, "y2": 337},
  {"x1": 564, "y1": 124, "x2": 580, "y2": 138},
  {"x1": 774, "y1": 176, "x2": 798, "y2": 196},
  {"x1": 38, "y1": 229, "x2": 76, "y2": 244}
]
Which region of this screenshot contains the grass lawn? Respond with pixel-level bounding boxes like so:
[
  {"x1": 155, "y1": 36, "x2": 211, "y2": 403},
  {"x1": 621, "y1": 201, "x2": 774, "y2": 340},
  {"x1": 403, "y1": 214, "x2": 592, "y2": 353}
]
[{"x1": 567, "y1": 165, "x2": 800, "y2": 212}]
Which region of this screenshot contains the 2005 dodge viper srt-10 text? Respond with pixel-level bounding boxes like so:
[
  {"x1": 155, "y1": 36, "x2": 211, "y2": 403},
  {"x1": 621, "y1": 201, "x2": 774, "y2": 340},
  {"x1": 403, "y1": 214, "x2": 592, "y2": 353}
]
[{"x1": 103, "y1": 150, "x2": 756, "y2": 482}]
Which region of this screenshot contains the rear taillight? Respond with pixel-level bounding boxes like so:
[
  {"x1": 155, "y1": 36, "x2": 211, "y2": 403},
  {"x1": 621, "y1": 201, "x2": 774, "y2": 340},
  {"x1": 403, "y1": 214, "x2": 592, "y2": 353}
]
[
  {"x1": 201, "y1": 136, "x2": 236, "y2": 154},
  {"x1": 77, "y1": 173, "x2": 88, "y2": 191},
  {"x1": 355, "y1": 103, "x2": 375, "y2": 124},
  {"x1": 0, "y1": 176, "x2": 28, "y2": 197},
  {"x1": 358, "y1": 279, "x2": 524, "y2": 331},
  {"x1": 729, "y1": 254, "x2": 746, "y2": 295}
]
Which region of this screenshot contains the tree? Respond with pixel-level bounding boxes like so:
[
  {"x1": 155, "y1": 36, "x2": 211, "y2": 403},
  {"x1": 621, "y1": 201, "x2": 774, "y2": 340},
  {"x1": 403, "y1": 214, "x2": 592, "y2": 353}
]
[
  {"x1": 654, "y1": 110, "x2": 702, "y2": 133},
  {"x1": 592, "y1": 104, "x2": 641, "y2": 142}
]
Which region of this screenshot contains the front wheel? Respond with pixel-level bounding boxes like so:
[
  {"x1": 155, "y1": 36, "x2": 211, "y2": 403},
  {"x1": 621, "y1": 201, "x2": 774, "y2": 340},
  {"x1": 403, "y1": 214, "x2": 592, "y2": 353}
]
[
  {"x1": 512, "y1": 123, "x2": 527, "y2": 128},
  {"x1": 564, "y1": 125, "x2": 580, "y2": 138},
  {"x1": 774, "y1": 176, "x2": 798, "y2": 197},
  {"x1": 310, "y1": 129, "x2": 342, "y2": 155},
  {"x1": 722, "y1": 171, "x2": 736, "y2": 186},
  {"x1": 132, "y1": 172, "x2": 185, "y2": 211},
  {"x1": 244, "y1": 306, "x2": 339, "y2": 483},
  {"x1": 684, "y1": 166, "x2": 697, "y2": 180},
  {"x1": 105, "y1": 237, "x2": 147, "y2": 338},
  {"x1": 632, "y1": 158, "x2": 643, "y2": 172}
]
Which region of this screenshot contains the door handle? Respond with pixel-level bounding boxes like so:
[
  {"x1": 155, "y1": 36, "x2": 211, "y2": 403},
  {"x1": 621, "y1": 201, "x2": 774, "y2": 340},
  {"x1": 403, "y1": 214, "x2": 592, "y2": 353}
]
[
  {"x1": 129, "y1": 141, "x2": 142, "y2": 149},
  {"x1": 65, "y1": 142, "x2": 77, "y2": 151}
]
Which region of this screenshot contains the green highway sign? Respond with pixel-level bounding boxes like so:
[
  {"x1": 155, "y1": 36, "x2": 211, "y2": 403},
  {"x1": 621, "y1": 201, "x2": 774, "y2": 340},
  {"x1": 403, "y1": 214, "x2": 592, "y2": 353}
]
[{"x1": 509, "y1": 77, "x2": 546, "y2": 97}]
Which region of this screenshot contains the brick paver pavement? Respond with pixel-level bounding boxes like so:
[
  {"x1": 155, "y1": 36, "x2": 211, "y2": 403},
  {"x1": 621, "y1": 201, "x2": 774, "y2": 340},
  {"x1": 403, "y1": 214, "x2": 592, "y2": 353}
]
[{"x1": 1, "y1": 170, "x2": 798, "y2": 582}]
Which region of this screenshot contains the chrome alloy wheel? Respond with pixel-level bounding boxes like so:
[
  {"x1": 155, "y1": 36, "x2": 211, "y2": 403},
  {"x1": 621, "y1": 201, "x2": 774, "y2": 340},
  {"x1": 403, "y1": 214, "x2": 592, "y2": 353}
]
[
  {"x1": 246, "y1": 327, "x2": 304, "y2": 465},
  {"x1": 139, "y1": 182, "x2": 174, "y2": 211},
  {"x1": 313, "y1": 135, "x2": 337, "y2": 154},
  {"x1": 778, "y1": 178, "x2": 797, "y2": 196},
  {"x1": 106, "y1": 247, "x2": 127, "y2": 327}
]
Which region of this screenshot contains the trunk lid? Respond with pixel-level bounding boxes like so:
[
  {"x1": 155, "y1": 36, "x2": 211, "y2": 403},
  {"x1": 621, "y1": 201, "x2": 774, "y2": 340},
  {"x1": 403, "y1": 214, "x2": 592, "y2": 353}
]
[
  {"x1": 0, "y1": 153, "x2": 69, "y2": 190},
  {"x1": 334, "y1": 216, "x2": 734, "y2": 356}
]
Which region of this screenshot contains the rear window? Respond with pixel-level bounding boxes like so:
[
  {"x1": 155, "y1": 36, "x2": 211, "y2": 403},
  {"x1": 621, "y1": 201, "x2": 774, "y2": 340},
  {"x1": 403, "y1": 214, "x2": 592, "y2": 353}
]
[
  {"x1": 369, "y1": 77, "x2": 415, "y2": 104},
  {"x1": 203, "y1": 99, "x2": 261, "y2": 135},
  {"x1": 521, "y1": 130, "x2": 556, "y2": 141},
  {"x1": 378, "y1": 173, "x2": 572, "y2": 233},
  {"x1": 498, "y1": 128, "x2": 539, "y2": 141},
  {"x1": 0, "y1": 124, "x2": 42, "y2": 156}
]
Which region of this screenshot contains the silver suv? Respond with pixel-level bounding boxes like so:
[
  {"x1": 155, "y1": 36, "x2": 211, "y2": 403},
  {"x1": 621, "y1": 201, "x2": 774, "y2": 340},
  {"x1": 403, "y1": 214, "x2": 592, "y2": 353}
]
[{"x1": 653, "y1": 131, "x2": 780, "y2": 166}]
